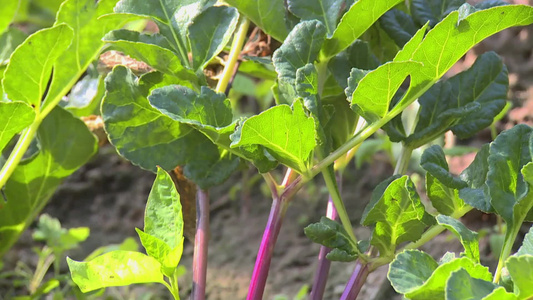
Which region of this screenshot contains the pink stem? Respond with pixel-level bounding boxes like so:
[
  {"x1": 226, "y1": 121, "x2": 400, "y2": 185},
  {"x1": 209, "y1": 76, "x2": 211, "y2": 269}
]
[
  {"x1": 340, "y1": 260, "x2": 370, "y2": 300},
  {"x1": 310, "y1": 198, "x2": 339, "y2": 300},
  {"x1": 191, "y1": 189, "x2": 210, "y2": 300},
  {"x1": 246, "y1": 196, "x2": 289, "y2": 299}
]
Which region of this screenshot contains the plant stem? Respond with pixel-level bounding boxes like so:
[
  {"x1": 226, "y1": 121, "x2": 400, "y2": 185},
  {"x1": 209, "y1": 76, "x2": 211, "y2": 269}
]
[
  {"x1": 494, "y1": 220, "x2": 524, "y2": 283},
  {"x1": 402, "y1": 205, "x2": 473, "y2": 251},
  {"x1": 216, "y1": 17, "x2": 250, "y2": 94},
  {"x1": 310, "y1": 182, "x2": 340, "y2": 300},
  {"x1": 393, "y1": 145, "x2": 413, "y2": 175},
  {"x1": 340, "y1": 260, "x2": 370, "y2": 300},
  {"x1": 246, "y1": 194, "x2": 290, "y2": 300},
  {"x1": 0, "y1": 119, "x2": 42, "y2": 190},
  {"x1": 191, "y1": 189, "x2": 210, "y2": 300}
]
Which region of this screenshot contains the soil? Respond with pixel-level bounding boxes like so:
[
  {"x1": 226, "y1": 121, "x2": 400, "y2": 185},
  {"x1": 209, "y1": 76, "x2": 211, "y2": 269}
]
[{"x1": 2, "y1": 1, "x2": 533, "y2": 299}]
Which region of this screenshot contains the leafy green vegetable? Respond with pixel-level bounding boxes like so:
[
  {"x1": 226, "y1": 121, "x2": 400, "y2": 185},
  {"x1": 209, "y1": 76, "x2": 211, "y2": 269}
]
[
  {"x1": 516, "y1": 226, "x2": 533, "y2": 256},
  {"x1": 0, "y1": 102, "x2": 35, "y2": 152},
  {"x1": 459, "y1": 144, "x2": 493, "y2": 212},
  {"x1": 304, "y1": 216, "x2": 358, "y2": 262},
  {"x1": 421, "y1": 145, "x2": 468, "y2": 190},
  {"x1": 2, "y1": 24, "x2": 73, "y2": 107},
  {"x1": 0, "y1": 0, "x2": 18, "y2": 35},
  {"x1": 327, "y1": 40, "x2": 379, "y2": 89},
  {"x1": 506, "y1": 255, "x2": 533, "y2": 300},
  {"x1": 288, "y1": 0, "x2": 344, "y2": 37},
  {"x1": 445, "y1": 268, "x2": 498, "y2": 300},
  {"x1": 67, "y1": 251, "x2": 165, "y2": 292},
  {"x1": 380, "y1": 9, "x2": 418, "y2": 47},
  {"x1": 188, "y1": 6, "x2": 239, "y2": 70},
  {"x1": 320, "y1": 0, "x2": 404, "y2": 58},
  {"x1": 411, "y1": 0, "x2": 464, "y2": 27},
  {"x1": 436, "y1": 215, "x2": 479, "y2": 262},
  {"x1": 0, "y1": 107, "x2": 97, "y2": 256},
  {"x1": 388, "y1": 250, "x2": 439, "y2": 294},
  {"x1": 361, "y1": 176, "x2": 434, "y2": 257},
  {"x1": 231, "y1": 100, "x2": 317, "y2": 174},
  {"x1": 225, "y1": 0, "x2": 289, "y2": 42}
]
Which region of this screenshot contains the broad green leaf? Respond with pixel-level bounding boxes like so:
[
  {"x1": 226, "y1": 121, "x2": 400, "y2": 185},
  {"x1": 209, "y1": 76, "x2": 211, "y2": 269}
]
[
  {"x1": 287, "y1": 0, "x2": 344, "y2": 37},
  {"x1": 0, "y1": 107, "x2": 97, "y2": 256},
  {"x1": 33, "y1": 214, "x2": 90, "y2": 252},
  {"x1": 488, "y1": 124, "x2": 532, "y2": 226},
  {"x1": 349, "y1": 61, "x2": 422, "y2": 122},
  {"x1": 0, "y1": 0, "x2": 18, "y2": 35},
  {"x1": 102, "y1": 29, "x2": 199, "y2": 87},
  {"x1": 411, "y1": 0, "x2": 464, "y2": 27},
  {"x1": 273, "y1": 20, "x2": 326, "y2": 103},
  {"x1": 320, "y1": 0, "x2": 404, "y2": 58},
  {"x1": 67, "y1": 251, "x2": 165, "y2": 292},
  {"x1": 295, "y1": 63, "x2": 320, "y2": 118},
  {"x1": 506, "y1": 255, "x2": 533, "y2": 300},
  {"x1": 516, "y1": 226, "x2": 533, "y2": 256},
  {"x1": 0, "y1": 102, "x2": 35, "y2": 152},
  {"x1": 361, "y1": 176, "x2": 434, "y2": 257},
  {"x1": 403, "y1": 5, "x2": 533, "y2": 105},
  {"x1": 304, "y1": 216, "x2": 358, "y2": 262},
  {"x1": 114, "y1": 0, "x2": 211, "y2": 64},
  {"x1": 406, "y1": 52, "x2": 508, "y2": 147},
  {"x1": 475, "y1": 1, "x2": 510, "y2": 10},
  {"x1": 136, "y1": 229, "x2": 183, "y2": 278},
  {"x1": 2, "y1": 25, "x2": 73, "y2": 107},
  {"x1": 101, "y1": 66, "x2": 201, "y2": 172},
  {"x1": 230, "y1": 100, "x2": 317, "y2": 174},
  {"x1": 327, "y1": 40, "x2": 379, "y2": 89},
  {"x1": 188, "y1": 6, "x2": 239, "y2": 70},
  {"x1": 445, "y1": 268, "x2": 498, "y2": 300},
  {"x1": 388, "y1": 250, "x2": 439, "y2": 294},
  {"x1": 322, "y1": 94, "x2": 358, "y2": 150},
  {"x1": 239, "y1": 59, "x2": 277, "y2": 81},
  {"x1": 436, "y1": 215, "x2": 479, "y2": 262},
  {"x1": 144, "y1": 168, "x2": 183, "y2": 248},
  {"x1": 65, "y1": 74, "x2": 105, "y2": 117},
  {"x1": 405, "y1": 257, "x2": 492, "y2": 300},
  {"x1": 225, "y1": 0, "x2": 288, "y2": 42},
  {"x1": 42, "y1": 0, "x2": 132, "y2": 112},
  {"x1": 393, "y1": 23, "x2": 429, "y2": 62},
  {"x1": 0, "y1": 27, "x2": 27, "y2": 65},
  {"x1": 84, "y1": 237, "x2": 139, "y2": 262},
  {"x1": 482, "y1": 287, "x2": 518, "y2": 300},
  {"x1": 422, "y1": 145, "x2": 468, "y2": 190},
  {"x1": 459, "y1": 144, "x2": 493, "y2": 212},
  {"x1": 380, "y1": 9, "x2": 418, "y2": 47},
  {"x1": 426, "y1": 173, "x2": 466, "y2": 216}
]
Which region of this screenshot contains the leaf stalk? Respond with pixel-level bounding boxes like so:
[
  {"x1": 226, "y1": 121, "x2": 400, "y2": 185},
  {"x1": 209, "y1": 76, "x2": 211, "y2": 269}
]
[{"x1": 191, "y1": 189, "x2": 210, "y2": 300}]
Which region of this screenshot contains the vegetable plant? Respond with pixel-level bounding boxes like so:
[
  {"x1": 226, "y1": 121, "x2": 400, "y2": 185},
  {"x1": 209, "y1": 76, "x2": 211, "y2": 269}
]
[{"x1": 1, "y1": 0, "x2": 533, "y2": 299}]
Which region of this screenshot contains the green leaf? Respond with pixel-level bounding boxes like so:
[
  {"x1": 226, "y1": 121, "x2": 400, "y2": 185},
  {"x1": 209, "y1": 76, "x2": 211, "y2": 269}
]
[
  {"x1": 67, "y1": 251, "x2": 165, "y2": 293},
  {"x1": 488, "y1": 124, "x2": 532, "y2": 226},
  {"x1": 273, "y1": 20, "x2": 326, "y2": 103},
  {"x1": 320, "y1": 0, "x2": 404, "y2": 58},
  {"x1": 42, "y1": 0, "x2": 132, "y2": 112},
  {"x1": 445, "y1": 268, "x2": 498, "y2": 300},
  {"x1": 516, "y1": 226, "x2": 533, "y2": 256},
  {"x1": 136, "y1": 229, "x2": 183, "y2": 278},
  {"x1": 304, "y1": 216, "x2": 358, "y2": 261},
  {"x1": 230, "y1": 100, "x2": 317, "y2": 174},
  {"x1": 327, "y1": 40, "x2": 379, "y2": 89},
  {"x1": 411, "y1": 0, "x2": 465, "y2": 27},
  {"x1": 287, "y1": 0, "x2": 344, "y2": 37},
  {"x1": 405, "y1": 257, "x2": 492, "y2": 300},
  {"x1": 421, "y1": 145, "x2": 468, "y2": 189},
  {"x1": 295, "y1": 63, "x2": 320, "y2": 118},
  {"x1": 349, "y1": 60, "x2": 422, "y2": 122},
  {"x1": 482, "y1": 287, "x2": 518, "y2": 300},
  {"x1": 84, "y1": 237, "x2": 139, "y2": 262},
  {"x1": 380, "y1": 9, "x2": 418, "y2": 47},
  {"x1": 426, "y1": 173, "x2": 466, "y2": 216},
  {"x1": 361, "y1": 176, "x2": 434, "y2": 257},
  {"x1": 102, "y1": 29, "x2": 198, "y2": 86},
  {"x1": 388, "y1": 250, "x2": 439, "y2": 294},
  {"x1": 322, "y1": 95, "x2": 358, "y2": 150},
  {"x1": 188, "y1": 6, "x2": 239, "y2": 70},
  {"x1": 402, "y1": 5, "x2": 533, "y2": 106},
  {"x1": 0, "y1": 27, "x2": 27, "y2": 65},
  {"x1": 436, "y1": 215, "x2": 479, "y2": 262},
  {"x1": 64, "y1": 74, "x2": 105, "y2": 117},
  {"x1": 0, "y1": 107, "x2": 97, "y2": 256},
  {"x1": 33, "y1": 214, "x2": 89, "y2": 252},
  {"x1": 0, "y1": 102, "x2": 35, "y2": 152},
  {"x1": 225, "y1": 0, "x2": 288, "y2": 42},
  {"x1": 2, "y1": 24, "x2": 73, "y2": 107},
  {"x1": 0, "y1": 0, "x2": 18, "y2": 35},
  {"x1": 459, "y1": 144, "x2": 493, "y2": 212},
  {"x1": 101, "y1": 66, "x2": 201, "y2": 172},
  {"x1": 144, "y1": 168, "x2": 183, "y2": 248},
  {"x1": 506, "y1": 255, "x2": 533, "y2": 300},
  {"x1": 406, "y1": 52, "x2": 508, "y2": 147}
]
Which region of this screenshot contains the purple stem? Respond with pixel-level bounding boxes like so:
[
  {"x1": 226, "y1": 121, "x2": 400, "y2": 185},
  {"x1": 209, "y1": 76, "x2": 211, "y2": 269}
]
[
  {"x1": 310, "y1": 179, "x2": 341, "y2": 300},
  {"x1": 340, "y1": 260, "x2": 370, "y2": 300},
  {"x1": 191, "y1": 189, "x2": 210, "y2": 300},
  {"x1": 247, "y1": 195, "x2": 289, "y2": 299}
]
